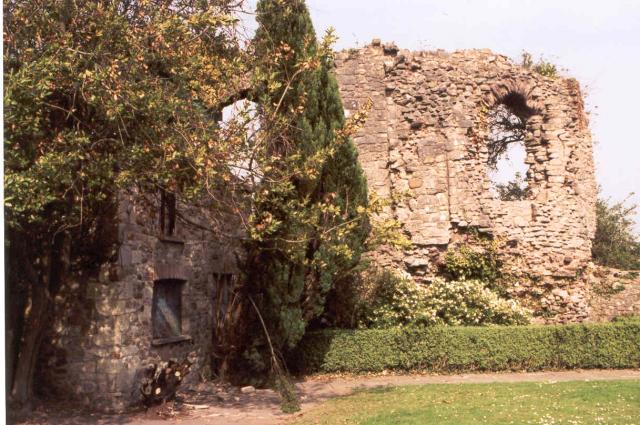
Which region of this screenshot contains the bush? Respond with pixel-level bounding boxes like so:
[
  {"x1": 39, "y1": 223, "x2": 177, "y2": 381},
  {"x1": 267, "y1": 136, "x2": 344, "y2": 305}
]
[
  {"x1": 521, "y1": 52, "x2": 558, "y2": 78},
  {"x1": 612, "y1": 315, "x2": 640, "y2": 324},
  {"x1": 293, "y1": 322, "x2": 640, "y2": 374},
  {"x1": 442, "y1": 235, "x2": 510, "y2": 295},
  {"x1": 356, "y1": 270, "x2": 430, "y2": 329},
  {"x1": 356, "y1": 270, "x2": 528, "y2": 328},
  {"x1": 592, "y1": 196, "x2": 640, "y2": 270},
  {"x1": 424, "y1": 279, "x2": 529, "y2": 326}
]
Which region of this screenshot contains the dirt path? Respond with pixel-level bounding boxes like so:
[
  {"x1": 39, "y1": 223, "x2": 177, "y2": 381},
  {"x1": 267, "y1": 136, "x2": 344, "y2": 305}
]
[{"x1": 18, "y1": 369, "x2": 640, "y2": 425}]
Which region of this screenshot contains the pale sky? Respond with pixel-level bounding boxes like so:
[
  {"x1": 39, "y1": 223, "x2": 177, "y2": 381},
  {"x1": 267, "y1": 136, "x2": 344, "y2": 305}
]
[{"x1": 243, "y1": 0, "x2": 640, "y2": 232}]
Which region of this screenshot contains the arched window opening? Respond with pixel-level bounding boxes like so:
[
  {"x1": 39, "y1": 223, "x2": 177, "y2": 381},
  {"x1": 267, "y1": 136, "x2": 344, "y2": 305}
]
[{"x1": 486, "y1": 103, "x2": 531, "y2": 201}]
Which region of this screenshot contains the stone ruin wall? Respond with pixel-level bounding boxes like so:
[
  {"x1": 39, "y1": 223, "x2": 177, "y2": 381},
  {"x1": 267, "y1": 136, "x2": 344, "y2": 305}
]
[
  {"x1": 590, "y1": 279, "x2": 640, "y2": 322},
  {"x1": 38, "y1": 192, "x2": 241, "y2": 412},
  {"x1": 335, "y1": 41, "x2": 597, "y2": 322}
]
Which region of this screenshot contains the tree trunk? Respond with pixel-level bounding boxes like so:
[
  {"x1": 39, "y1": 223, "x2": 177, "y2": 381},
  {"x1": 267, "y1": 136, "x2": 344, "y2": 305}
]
[
  {"x1": 10, "y1": 281, "x2": 49, "y2": 409},
  {"x1": 8, "y1": 231, "x2": 68, "y2": 410},
  {"x1": 5, "y1": 284, "x2": 28, "y2": 402}
]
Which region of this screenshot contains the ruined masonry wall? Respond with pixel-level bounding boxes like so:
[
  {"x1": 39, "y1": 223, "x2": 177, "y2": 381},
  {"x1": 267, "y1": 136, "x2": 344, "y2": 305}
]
[
  {"x1": 39, "y1": 192, "x2": 240, "y2": 412},
  {"x1": 335, "y1": 42, "x2": 597, "y2": 322}
]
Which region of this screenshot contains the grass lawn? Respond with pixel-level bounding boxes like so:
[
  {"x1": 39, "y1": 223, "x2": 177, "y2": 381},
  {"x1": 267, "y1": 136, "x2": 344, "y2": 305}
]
[{"x1": 291, "y1": 380, "x2": 640, "y2": 424}]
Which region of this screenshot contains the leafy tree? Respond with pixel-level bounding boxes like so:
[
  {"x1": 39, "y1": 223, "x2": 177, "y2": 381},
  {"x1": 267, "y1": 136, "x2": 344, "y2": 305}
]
[
  {"x1": 4, "y1": 0, "x2": 246, "y2": 408},
  {"x1": 495, "y1": 172, "x2": 532, "y2": 201},
  {"x1": 486, "y1": 104, "x2": 526, "y2": 166},
  {"x1": 592, "y1": 196, "x2": 640, "y2": 270},
  {"x1": 237, "y1": 0, "x2": 369, "y2": 379},
  {"x1": 5, "y1": 0, "x2": 374, "y2": 411}
]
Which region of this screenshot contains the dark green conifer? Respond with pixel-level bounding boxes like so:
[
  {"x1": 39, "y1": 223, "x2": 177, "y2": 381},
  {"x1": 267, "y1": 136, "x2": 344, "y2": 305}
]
[{"x1": 245, "y1": 0, "x2": 369, "y2": 371}]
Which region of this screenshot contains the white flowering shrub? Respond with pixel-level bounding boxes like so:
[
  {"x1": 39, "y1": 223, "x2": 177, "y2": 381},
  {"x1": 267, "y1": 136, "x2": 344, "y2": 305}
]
[
  {"x1": 424, "y1": 278, "x2": 529, "y2": 326},
  {"x1": 357, "y1": 272, "x2": 434, "y2": 328},
  {"x1": 358, "y1": 271, "x2": 529, "y2": 328}
]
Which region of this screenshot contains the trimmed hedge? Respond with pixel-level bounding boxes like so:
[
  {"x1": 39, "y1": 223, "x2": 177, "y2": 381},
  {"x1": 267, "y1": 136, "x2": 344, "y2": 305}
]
[{"x1": 293, "y1": 322, "x2": 640, "y2": 374}]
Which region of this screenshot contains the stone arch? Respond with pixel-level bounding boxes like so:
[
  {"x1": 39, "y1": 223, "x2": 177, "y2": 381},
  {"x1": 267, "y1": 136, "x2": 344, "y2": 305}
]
[
  {"x1": 489, "y1": 80, "x2": 543, "y2": 118},
  {"x1": 484, "y1": 81, "x2": 543, "y2": 201}
]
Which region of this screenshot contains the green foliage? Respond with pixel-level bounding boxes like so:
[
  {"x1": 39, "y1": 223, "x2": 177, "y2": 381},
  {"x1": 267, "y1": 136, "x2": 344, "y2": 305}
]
[
  {"x1": 622, "y1": 271, "x2": 639, "y2": 280},
  {"x1": 495, "y1": 172, "x2": 532, "y2": 201},
  {"x1": 293, "y1": 322, "x2": 640, "y2": 374},
  {"x1": 442, "y1": 234, "x2": 511, "y2": 295},
  {"x1": 3, "y1": 0, "x2": 248, "y2": 295},
  {"x1": 443, "y1": 240, "x2": 502, "y2": 283},
  {"x1": 241, "y1": 0, "x2": 369, "y2": 382},
  {"x1": 4, "y1": 0, "x2": 245, "y2": 235},
  {"x1": 355, "y1": 270, "x2": 528, "y2": 328},
  {"x1": 521, "y1": 52, "x2": 558, "y2": 78},
  {"x1": 355, "y1": 270, "x2": 431, "y2": 328},
  {"x1": 592, "y1": 196, "x2": 640, "y2": 270},
  {"x1": 592, "y1": 279, "x2": 626, "y2": 297},
  {"x1": 274, "y1": 372, "x2": 301, "y2": 413},
  {"x1": 3, "y1": 0, "x2": 248, "y2": 404},
  {"x1": 612, "y1": 315, "x2": 640, "y2": 324},
  {"x1": 423, "y1": 278, "x2": 529, "y2": 325},
  {"x1": 327, "y1": 231, "x2": 525, "y2": 329},
  {"x1": 533, "y1": 61, "x2": 557, "y2": 77}
]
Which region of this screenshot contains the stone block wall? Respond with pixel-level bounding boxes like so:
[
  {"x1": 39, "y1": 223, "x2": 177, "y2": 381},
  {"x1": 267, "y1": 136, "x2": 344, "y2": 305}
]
[
  {"x1": 587, "y1": 269, "x2": 640, "y2": 322},
  {"x1": 38, "y1": 191, "x2": 241, "y2": 412},
  {"x1": 335, "y1": 41, "x2": 597, "y2": 322},
  {"x1": 589, "y1": 281, "x2": 640, "y2": 321}
]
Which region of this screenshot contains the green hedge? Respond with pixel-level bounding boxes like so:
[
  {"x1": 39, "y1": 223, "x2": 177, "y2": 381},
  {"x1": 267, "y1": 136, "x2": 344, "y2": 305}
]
[{"x1": 293, "y1": 322, "x2": 640, "y2": 374}]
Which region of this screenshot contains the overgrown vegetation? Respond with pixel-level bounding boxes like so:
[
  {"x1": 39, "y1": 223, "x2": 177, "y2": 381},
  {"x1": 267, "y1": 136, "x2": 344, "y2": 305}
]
[
  {"x1": 441, "y1": 232, "x2": 522, "y2": 298},
  {"x1": 353, "y1": 270, "x2": 528, "y2": 328},
  {"x1": 442, "y1": 236, "x2": 503, "y2": 284},
  {"x1": 294, "y1": 322, "x2": 640, "y2": 374},
  {"x1": 4, "y1": 0, "x2": 248, "y2": 407},
  {"x1": 325, "y1": 229, "x2": 527, "y2": 329},
  {"x1": 4, "y1": 0, "x2": 376, "y2": 411},
  {"x1": 592, "y1": 196, "x2": 640, "y2": 270},
  {"x1": 521, "y1": 51, "x2": 558, "y2": 78},
  {"x1": 495, "y1": 172, "x2": 532, "y2": 201},
  {"x1": 613, "y1": 315, "x2": 640, "y2": 324},
  {"x1": 222, "y1": 1, "x2": 371, "y2": 398}
]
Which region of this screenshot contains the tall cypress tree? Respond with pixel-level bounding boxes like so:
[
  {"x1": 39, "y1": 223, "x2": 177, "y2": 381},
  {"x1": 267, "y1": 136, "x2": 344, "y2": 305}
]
[{"x1": 244, "y1": 0, "x2": 369, "y2": 373}]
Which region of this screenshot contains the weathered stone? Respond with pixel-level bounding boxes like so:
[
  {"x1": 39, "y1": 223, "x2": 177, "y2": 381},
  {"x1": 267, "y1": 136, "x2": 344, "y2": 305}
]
[
  {"x1": 334, "y1": 43, "x2": 597, "y2": 324},
  {"x1": 404, "y1": 256, "x2": 429, "y2": 268},
  {"x1": 408, "y1": 178, "x2": 424, "y2": 189},
  {"x1": 240, "y1": 385, "x2": 256, "y2": 394},
  {"x1": 552, "y1": 288, "x2": 569, "y2": 300},
  {"x1": 41, "y1": 191, "x2": 244, "y2": 413}
]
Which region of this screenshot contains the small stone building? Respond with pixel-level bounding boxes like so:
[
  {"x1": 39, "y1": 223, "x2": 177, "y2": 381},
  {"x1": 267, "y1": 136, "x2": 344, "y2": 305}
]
[
  {"x1": 38, "y1": 190, "x2": 241, "y2": 412},
  {"x1": 334, "y1": 41, "x2": 597, "y2": 322}
]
